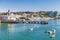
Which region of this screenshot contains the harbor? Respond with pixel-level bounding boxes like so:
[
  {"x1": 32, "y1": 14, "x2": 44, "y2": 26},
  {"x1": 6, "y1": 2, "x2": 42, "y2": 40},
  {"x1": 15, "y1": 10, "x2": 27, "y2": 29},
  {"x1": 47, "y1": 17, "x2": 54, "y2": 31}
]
[
  {"x1": 0, "y1": 10, "x2": 55, "y2": 24},
  {"x1": 0, "y1": 0, "x2": 60, "y2": 40},
  {"x1": 0, "y1": 11, "x2": 58, "y2": 40},
  {"x1": 0, "y1": 10, "x2": 58, "y2": 40}
]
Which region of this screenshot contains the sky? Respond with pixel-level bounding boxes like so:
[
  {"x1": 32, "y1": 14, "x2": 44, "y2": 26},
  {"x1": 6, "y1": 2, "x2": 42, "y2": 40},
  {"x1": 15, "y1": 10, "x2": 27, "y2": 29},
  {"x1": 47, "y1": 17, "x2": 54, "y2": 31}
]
[{"x1": 0, "y1": 0, "x2": 60, "y2": 12}]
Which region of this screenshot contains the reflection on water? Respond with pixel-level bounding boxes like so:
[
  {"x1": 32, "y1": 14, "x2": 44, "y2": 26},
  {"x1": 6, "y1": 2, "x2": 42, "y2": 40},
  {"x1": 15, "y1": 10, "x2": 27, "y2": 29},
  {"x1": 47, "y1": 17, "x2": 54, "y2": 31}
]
[{"x1": 0, "y1": 19, "x2": 60, "y2": 40}]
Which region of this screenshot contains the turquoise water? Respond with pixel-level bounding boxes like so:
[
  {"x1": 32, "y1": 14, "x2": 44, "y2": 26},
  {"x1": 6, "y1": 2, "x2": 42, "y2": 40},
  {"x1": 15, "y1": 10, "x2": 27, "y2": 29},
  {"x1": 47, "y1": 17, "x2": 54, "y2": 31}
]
[{"x1": 0, "y1": 19, "x2": 60, "y2": 40}]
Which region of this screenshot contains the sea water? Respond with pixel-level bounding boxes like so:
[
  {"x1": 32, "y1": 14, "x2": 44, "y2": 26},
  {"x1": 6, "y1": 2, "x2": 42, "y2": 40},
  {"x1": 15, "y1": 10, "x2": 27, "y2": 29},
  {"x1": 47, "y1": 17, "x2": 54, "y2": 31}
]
[{"x1": 0, "y1": 19, "x2": 60, "y2": 40}]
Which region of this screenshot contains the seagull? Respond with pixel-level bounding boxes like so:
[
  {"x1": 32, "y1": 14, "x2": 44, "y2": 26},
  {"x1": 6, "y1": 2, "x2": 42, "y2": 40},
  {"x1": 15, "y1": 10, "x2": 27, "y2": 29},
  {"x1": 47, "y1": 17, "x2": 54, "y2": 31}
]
[
  {"x1": 30, "y1": 27, "x2": 33, "y2": 31},
  {"x1": 45, "y1": 29, "x2": 56, "y2": 38},
  {"x1": 46, "y1": 29, "x2": 56, "y2": 34}
]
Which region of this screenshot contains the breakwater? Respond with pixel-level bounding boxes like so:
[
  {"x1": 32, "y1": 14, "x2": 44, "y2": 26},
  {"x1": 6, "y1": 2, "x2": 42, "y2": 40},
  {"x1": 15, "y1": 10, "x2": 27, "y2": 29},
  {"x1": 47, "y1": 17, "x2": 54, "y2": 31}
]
[{"x1": 0, "y1": 20, "x2": 48, "y2": 24}]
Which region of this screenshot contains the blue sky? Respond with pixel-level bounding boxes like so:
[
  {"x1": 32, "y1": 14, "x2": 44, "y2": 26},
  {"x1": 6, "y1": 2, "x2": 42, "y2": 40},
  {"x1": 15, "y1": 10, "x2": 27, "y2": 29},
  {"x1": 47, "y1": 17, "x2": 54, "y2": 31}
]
[{"x1": 0, "y1": 0, "x2": 60, "y2": 12}]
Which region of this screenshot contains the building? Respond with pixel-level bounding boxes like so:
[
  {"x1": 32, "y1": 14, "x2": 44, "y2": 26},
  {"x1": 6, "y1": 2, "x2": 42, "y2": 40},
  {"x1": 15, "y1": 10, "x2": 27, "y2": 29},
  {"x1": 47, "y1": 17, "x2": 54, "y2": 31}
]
[{"x1": 48, "y1": 11, "x2": 57, "y2": 17}]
